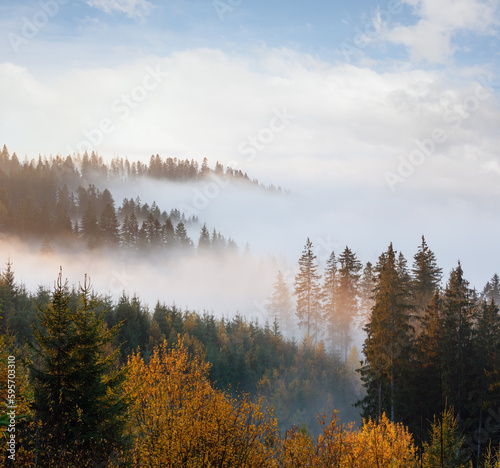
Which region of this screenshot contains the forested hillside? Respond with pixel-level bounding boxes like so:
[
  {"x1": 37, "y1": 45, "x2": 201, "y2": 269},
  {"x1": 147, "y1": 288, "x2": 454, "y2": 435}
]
[
  {"x1": 0, "y1": 145, "x2": 282, "y2": 253},
  {"x1": 1, "y1": 235, "x2": 500, "y2": 465},
  {"x1": 1, "y1": 146, "x2": 500, "y2": 466}
]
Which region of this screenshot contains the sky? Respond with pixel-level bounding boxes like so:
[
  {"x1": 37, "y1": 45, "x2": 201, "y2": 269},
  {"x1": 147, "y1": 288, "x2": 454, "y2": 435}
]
[{"x1": 1, "y1": 0, "x2": 500, "y2": 297}]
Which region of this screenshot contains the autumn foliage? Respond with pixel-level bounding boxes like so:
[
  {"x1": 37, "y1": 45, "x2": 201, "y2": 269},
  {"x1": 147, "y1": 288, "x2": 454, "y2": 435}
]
[
  {"x1": 125, "y1": 339, "x2": 279, "y2": 467},
  {"x1": 125, "y1": 338, "x2": 418, "y2": 467}
]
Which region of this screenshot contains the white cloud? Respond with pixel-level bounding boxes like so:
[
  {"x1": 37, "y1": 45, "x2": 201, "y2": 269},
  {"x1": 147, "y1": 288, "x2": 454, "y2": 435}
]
[
  {"x1": 0, "y1": 47, "x2": 499, "y2": 288},
  {"x1": 0, "y1": 48, "x2": 498, "y2": 187},
  {"x1": 383, "y1": 0, "x2": 500, "y2": 63},
  {"x1": 86, "y1": 0, "x2": 153, "y2": 19}
]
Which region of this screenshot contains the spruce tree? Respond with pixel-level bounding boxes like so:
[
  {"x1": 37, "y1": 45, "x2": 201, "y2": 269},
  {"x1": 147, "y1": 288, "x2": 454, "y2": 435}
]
[
  {"x1": 336, "y1": 246, "x2": 362, "y2": 361},
  {"x1": 268, "y1": 270, "x2": 293, "y2": 333},
  {"x1": 175, "y1": 222, "x2": 193, "y2": 250},
  {"x1": 422, "y1": 407, "x2": 470, "y2": 468},
  {"x1": 473, "y1": 299, "x2": 500, "y2": 460},
  {"x1": 321, "y1": 251, "x2": 338, "y2": 353},
  {"x1": 30, "y1": 271, "x2": 127, "y2": 466},
  {"x1": 412, "y1": 291, "x2": 445, "y2": 444},
  {"x1": 294, "y1": 238, "x2": 321, "y2": 341},
  {"x1": 99, "y1": 202, "x2": 120, "y2": 246},
  {"x1": 360, "y1": 243, "x2": 413, "y2": 422},
  {"x1": 440, "y1": 262, "x2": 476, "y2": 423},
  {"x1": 81, "y1": 201, "x2": 101, "y2": 249},
  {"x1": 412, "y1": 235, "x2": 442, "y2": 313},
  {"x1": 482, "y1": 273, "x2": 500, "y2": 305},
  {"x1": 358, "y1": 261, "x2": 375, "y2": 325},
  {"x1": 122, "y1": 212, "x2": 139, "y2": 248},
  {"x1": 163, "y1": 217, "x2": 176, "y2": 249},
  {"x1": 198, "y1": 223, "x2": 211, "y2": 251}
]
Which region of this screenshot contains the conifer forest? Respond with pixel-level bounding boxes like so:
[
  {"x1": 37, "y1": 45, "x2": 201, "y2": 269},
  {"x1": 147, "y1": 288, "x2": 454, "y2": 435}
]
[
  {"x1": 0, "y1": 146, "x2": 499, "y2": 467},
  {"x1": 2, "y1": 0, "x2": 500, "y2": 466}
]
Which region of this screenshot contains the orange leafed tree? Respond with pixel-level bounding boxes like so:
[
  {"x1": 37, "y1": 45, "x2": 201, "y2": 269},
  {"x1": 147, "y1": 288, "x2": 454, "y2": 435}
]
[{"x1": 125, "y1": 338, "x2": 279, "y2": 467}]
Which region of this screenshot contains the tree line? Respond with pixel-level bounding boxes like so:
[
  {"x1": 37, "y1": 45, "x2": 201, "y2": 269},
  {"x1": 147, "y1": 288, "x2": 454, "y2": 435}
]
[
  {"x1": 1, "y1": 263, "x2": 500, "y2": 466},
  {"x1": 267, "y1": 235, "x2": 500, "y2": 465},
  {"x1": 0, "y1": 146, "x2": 240, "y2": 253}
]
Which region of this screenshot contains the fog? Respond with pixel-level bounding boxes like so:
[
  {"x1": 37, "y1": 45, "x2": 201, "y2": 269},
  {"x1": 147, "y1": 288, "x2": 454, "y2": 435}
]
[
  {"x1": 107, "y1": 173, "x2": 499, "y2": 292},
  {"x1": 2, "y1": 168, "x2": 496, "y2": 335}
]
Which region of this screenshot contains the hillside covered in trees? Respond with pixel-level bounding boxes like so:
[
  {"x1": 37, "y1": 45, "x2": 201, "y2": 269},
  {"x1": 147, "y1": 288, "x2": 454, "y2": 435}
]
[
  {"x1": 0, "y1": 145, "x2": 284, "y2": 254},
  {"x1": 1, "y1": 230, "x2": 500, "y2": 466}
]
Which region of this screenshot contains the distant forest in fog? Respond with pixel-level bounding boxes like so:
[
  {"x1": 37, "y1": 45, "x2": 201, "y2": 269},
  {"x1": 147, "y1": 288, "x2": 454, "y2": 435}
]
[
  {"x1": 0, "y1": 145, "x2": 283, "y2": 254},
  {"x1": 1, "y1": 145, "x2": 500, "y2": 467}
]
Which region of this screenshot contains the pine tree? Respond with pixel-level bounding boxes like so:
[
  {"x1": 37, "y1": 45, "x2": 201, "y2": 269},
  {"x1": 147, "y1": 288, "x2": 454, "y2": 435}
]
[
  {"x1": 412, "y1": 291, "x2": 445, "y2": 445},
  {"x1": 198, "y1": 223, "x2": 211, "y2": 251},
  {"x1": 268, "y1": 270, "x2": 293, "y2": 333},
  {"x1": 294, "y1": 238, "x2": 321, "y2": 341},
  {"x1": 412, "y1": 236, "x2": 442, "y2": 314},
  {"x1": 163, "y1": 217, "x2": 176, "y2": 249},
  {"x1": 81, "y1": 201, "x2": 101, "y2": 248},
  {"x1": 30, "y1": 271, "x2": 127, "y2": 466},
  {"x1": 336, "y1": 246, "x2": 362, "y2": 361},
  {"x1": 99, "y1": 202, "x2": 120, "y2": 246},
  {"x1": 440, "y1": 263, "x2": 476, "y2": 423},
  {"x1": 123, "y1": 212, "x2": 139, "y2": 248},
  {"x1": 422, "y1": 407, "x2": 470, "y2": 468},
  {"x1": 358, "y1": 261, "x2": 375, "y2": 325},
  {"x1": 473, "y1": 299, "x2": 500, "y2": 460},
  {"x1": 0, "y1": 260, "x2": 16, "y2": 332},
  {"x1": 321, "y1": 251, "x2": 338, "y2": 353},
  {"x1": 175, "y1": 222, "x2": 193, "y2": 250},
  {"x1": 360, "y1": 243, "x2": 413, "y2": 422},
  {"x1": 482, "y1": 273, "x2": 500, "y2": 305}
]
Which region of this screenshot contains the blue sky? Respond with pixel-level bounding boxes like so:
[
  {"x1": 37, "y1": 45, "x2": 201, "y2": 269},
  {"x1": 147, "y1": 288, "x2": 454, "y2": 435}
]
[
  {"x1": 1, "y1": 0, "x2": 500, "y2": 290},
  {"x1": 2, "y1": 0, "x2": 499, "y2": 70}
]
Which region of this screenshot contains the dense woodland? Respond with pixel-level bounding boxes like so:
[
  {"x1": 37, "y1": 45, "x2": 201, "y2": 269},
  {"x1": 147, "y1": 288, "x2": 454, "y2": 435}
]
[
  {"x1": 0, "y1": 145, "x2": 280, "y2": 253},
  {"x1": 1, "y1": 148, "x2": 500, "y2": 466}
]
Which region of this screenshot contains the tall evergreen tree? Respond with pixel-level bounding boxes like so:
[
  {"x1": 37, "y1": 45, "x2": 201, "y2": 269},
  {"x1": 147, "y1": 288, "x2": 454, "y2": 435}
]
[
  {"x1": 440, "y1": 263, "x2": 476, "y2": 424},
  {"x1": 360, "y1": 243, "x2": 413, "y2": 422},
  {"x1": 336, "y1": 246, "x2": 362, "y2": 361},
  {"x1": 358, "y1": 261, "x2": 375, "y2": 325},
  {"x1": 99, "y1": 202, "x2": 120, "y2": 246},
  {"x1": 163, "y1": 217, "x2": 176, "y2": 249},
  {"x1": 482, "y1": 273, "x2": 500, "y2": 305},
  {"x1": 30, "y1": 271, "x2": 127, "y2": 466},
  {"x1": 412, "y1": 235, "x2": 442, "y2": 313},
  {"x1": 268, "y1": 270, "x2": 294, "y2": 333},
  {"x1": 321, "y1": 251, "x2": 338, "y2": 353},
  {"x1": 411, "y1": 291, "x2": 446, "y2": 445},
  {"x1": 294, "y1": 238, "x2": 321, "y2": 341},
  {"x1": 175, "y1": 222, "x2": 193, "y2": 250},
  {"x1": 472, "y1": 299, "x2": 500, "y2": 460},
  {"x1": 198, "y1": 223, "x2": 211, "y2": 251},
  {"x1": 81, "y1": 201, "x2": 101, "y2": 249}
]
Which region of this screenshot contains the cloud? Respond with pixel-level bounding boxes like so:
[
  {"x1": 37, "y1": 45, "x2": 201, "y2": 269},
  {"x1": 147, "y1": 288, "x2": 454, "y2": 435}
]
[
  {"x1": 0, "y1": 47, "x2": 499, "y2": 289},
  {"x1": 86, "y1": 0, "x2": 153, "y2": 20},
  {"x1": 383, "y1": 0, "x2": 500, "y2": 63},
  {"x1": 0, "y1": 48, "x2": 498, "y2": 194}
]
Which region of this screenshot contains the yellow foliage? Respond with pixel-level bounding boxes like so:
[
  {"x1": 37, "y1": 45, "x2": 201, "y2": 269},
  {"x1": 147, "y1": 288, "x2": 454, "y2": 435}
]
[
  {"x1": 125, "y1": 337, "x2": 418, "y2": 467},
  {"x1": 125, "y1": 338, "x2": 279, "y2": 467},
  {"x1": 279, "y1": 412, "x2": 417, "y2": 468},
  {"x1": 344, "y1": 413, "x2": 417, "y2": 467}
]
